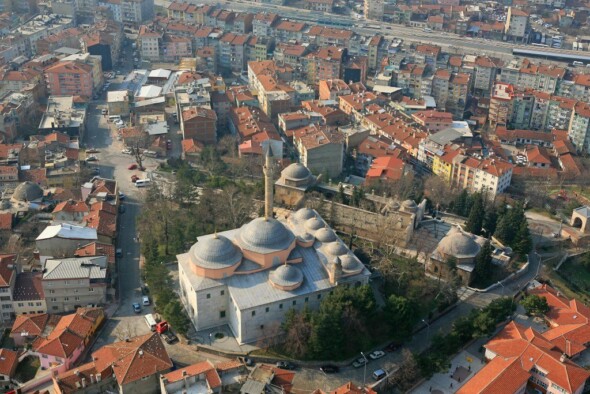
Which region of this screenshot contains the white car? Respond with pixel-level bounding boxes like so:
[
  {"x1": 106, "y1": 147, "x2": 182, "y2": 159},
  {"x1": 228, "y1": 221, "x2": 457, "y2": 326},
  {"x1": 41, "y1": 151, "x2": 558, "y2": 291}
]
[
  {"x1": 122, "y1": 148, "x2": 132, "y2": 154},
  {"x1": 115, "y1": 119, "x2": 124, "y2": 126},
  {"x1": 368, "y1": 350, "x2": 386, "y2": 360}
]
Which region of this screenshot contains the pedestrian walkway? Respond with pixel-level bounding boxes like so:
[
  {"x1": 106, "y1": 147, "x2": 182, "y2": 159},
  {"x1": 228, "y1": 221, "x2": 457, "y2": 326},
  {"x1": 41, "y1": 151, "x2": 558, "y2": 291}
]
[{"x1": 410, "y1": 341, "x2": 486, "y2": 394}]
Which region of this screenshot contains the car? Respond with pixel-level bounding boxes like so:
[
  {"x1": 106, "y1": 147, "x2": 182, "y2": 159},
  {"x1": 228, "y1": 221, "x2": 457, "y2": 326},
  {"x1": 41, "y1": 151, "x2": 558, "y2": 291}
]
[
  {"x1": 142, "y1": 296, "x2": 150, "y2": 306},
  {"x1": 276, "y1": 361, "x2": 296, "y2": 370},
  {"x1": 352, "y1": 357, "x2": 367, "y2": 368},
  {"x1": 128, "y1": 164, "x2": 138, "y2": 170},
  {"x1": 118, "y1": 192, "x2": 126, "y2": 200},
  {"x1": 101, "y1": 109, "x2": 107, "y2": 115},
  {"x1": 320, "y1": 365, "x2": 340, "y2": 373},
  {"x1": 122, "y1": 148, "x2": 132, "y2": 154},
  {"x1": 132, "y1": 303, "x2": 141, "y2": 313},
  {"x1": 368, "y1": 350, "x2": 386, "y2": 360},
  {"x1": 115, "y1": 120, "x2": 124, "y2": 126},
  {"x1": 244, "y1": 357, "x2": 254, "y2": 366},
  {"x1": 131, "y1": 174, "x2": 139, "y2": 183},
  {"x1": 86, "y1": 156, "x2": 98, "y2": 162},
  {"x1": 116, "y1": 70, "x2": 121, "y2": 75},
  {"x1": 161, "y1": 330, "x2": 179, "y2": 344},
  {"x1": 385, "y1": 342, "x2": 400, "y2": 352},
  {"x1": 86, "y1": 148, "x2": 98, "y2": 154},
  {"x1": 372, "y1": 369, "x2": 387, "y2": 381}
]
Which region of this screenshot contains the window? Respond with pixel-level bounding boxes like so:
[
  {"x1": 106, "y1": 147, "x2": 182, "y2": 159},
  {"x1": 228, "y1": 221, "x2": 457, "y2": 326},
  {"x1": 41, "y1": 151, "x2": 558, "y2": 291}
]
[
  {"x1": 50, "y1": 298, "x2": 57, "y2": 302},
  {"x1": 251, "y1": 310, "x2": 256, "y2": 316},
  {"x1": 220, "y1": 290, "x2": 225, "y2": 296},
  {"x1": 305, "y1": 297, "x2": 309, "y2": 303},
  {"x1": 220, "y1": 311, "x2": 226, "y2": 318},
  {"x1": 265, "y1": 307, "x2": 269, "y2": 313},
  {"x1": 279, "y1": 303, "x2": 283, "y2": 309},
  {"x1": 207, "y1": 293, "x2": 211, "y2": 299},
  {"x1": 28, "y1": 302, "x2": 34, "y2": 307},
  {"x1": 75, "y1": 297, "x2": 80, "y2": 301},
  {"x1": 64, "y1": 297, "x2": 69, "y2": 301},
  {"x1": 17, "y1": 303, "x2": 23, "y2": 307},
  {"x1": 48, "y1": 290, "x2": 55, "y2": 294},
  {"x1": 36, "y1": 302, "x2": 41, "y2": 306},
  {"x1": 89, "y1": 288, "x2": 94, "y2": 292},
  {"x1": 317, "y1": 294, "x2": 321, "y2": 299},
  {"x1": 1, "y1": 304, "x2": 10, "y2": 310},
  {"x1": 292, "y1": 300, "x2": 296, "y2": 306}
]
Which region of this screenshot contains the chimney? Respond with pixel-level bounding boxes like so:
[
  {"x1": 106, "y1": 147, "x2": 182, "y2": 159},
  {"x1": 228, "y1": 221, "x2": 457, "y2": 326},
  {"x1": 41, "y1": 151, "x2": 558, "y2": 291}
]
[
  {"x1": 75, "y1": 370, "x2": 80, "y2": 376},
  {"x1": 90, "y1": 374, "x2": 94, "y2": 384},
  {"x1": 96, "y1": 373, "x2": 101, "y2": 382},
  {"x1": 560, "y1": 353, "x2": 567, "y2": 362},
  {"x1": 81, "y1": 377, "x2": 86, "y2": 388}
]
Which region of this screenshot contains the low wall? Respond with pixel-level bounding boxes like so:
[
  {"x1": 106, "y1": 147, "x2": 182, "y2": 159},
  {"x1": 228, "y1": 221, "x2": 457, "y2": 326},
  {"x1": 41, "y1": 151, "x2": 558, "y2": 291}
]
[{"x1": 468, "y1": 255, "x2": 530, "y2": 293}]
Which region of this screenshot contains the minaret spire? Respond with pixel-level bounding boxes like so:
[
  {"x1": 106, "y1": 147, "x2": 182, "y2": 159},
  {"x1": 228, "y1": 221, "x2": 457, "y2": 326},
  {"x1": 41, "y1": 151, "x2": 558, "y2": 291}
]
[{"x1": 263, "y1": 143, "x2": 274, "y2": 221}]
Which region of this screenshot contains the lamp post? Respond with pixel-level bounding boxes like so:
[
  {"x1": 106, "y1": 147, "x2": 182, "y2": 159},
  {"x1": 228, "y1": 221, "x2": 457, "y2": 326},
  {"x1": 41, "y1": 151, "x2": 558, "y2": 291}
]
[
  {"x1": 361, "y1": 352, "x2": 368, "y2": 391},
  {"x1": 497, "y1": 281, "x2": 505, "y2": 296},
  {"x1": 422, "y1": 319, "x2": 430, "y2": 341}
]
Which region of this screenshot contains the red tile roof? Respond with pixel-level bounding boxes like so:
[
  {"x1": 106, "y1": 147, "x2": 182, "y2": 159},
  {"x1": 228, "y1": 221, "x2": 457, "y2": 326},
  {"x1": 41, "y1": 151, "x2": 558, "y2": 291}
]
[
  {"x1": 162, "y1": 360, "x2": 221, "y2": 388},
  {"x1": 0, "y1": 348, "x2": 18, "y2": 378},
  {"x1": 365, "y1": 156, "x2": 405, "y2": 182},
  {"x1": 0, "y1": 254, "x2": 15, "y2": 287},
  {"x1": 91, "y1": 332, "x2": 172, "y2": 385},
  {"x1": 53, "y1": 200, "x2": 89, "y2": 214},
  {"x1": 456, "y1": 355, "x2": 530, "y2": 394},
  {"x1": 0, "y1": 212, "x2": 11, "y2": 230},
  {"x1": 75, "y1": 242, "x2": 115, "y2": 265},
  {"x1": 11, "y1": 313, "x2": 49, "y2": 337},
  {"x1": 13, "y1": 272, "x2": 44, "y2": 302}
]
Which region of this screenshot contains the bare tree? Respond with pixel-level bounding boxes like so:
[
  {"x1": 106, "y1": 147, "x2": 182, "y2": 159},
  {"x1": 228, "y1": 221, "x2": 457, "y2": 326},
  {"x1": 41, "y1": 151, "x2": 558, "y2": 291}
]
[{"x1": 112, "y1": 321, "x2": 139, "y2": 341}]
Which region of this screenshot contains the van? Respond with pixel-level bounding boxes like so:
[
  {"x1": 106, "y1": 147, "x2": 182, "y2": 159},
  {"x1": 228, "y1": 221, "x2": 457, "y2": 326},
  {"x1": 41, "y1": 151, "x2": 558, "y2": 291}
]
[
  {"x1": 135, "y1": 179, "x2": 151, "y2": 188},
  {"x1": 142, "y1": 296, "x2": 151, "y2": 306},
  {"x1": 372, "y1": 369, "x2": 386, "y2": 381},
  {"x1": 115, "y1": 248, "x2": 122, "y2": 258},
  {"x1": 145, "y1": 313, "x2": 157, "y2": 331},
  {"x1": 573, "y1": 61, "x2": 584, "y2": 67},
  {"x1": 108, "y1": 115, "x2": 121, "y2": 122}
]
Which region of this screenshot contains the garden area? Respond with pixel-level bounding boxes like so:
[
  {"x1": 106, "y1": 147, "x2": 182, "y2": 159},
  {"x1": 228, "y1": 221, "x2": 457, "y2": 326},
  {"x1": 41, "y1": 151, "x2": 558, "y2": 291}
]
[
  {"x1": 547, "y1": 252, "x2": 590, "y2": 305},
  {"x1": 14, "y1": 356, "x2": 39, "y2": 383}
]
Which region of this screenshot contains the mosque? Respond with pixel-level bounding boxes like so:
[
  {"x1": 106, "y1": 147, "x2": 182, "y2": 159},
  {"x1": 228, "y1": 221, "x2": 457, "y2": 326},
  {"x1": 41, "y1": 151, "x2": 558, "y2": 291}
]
[{"x1": 177, "y1": 148, "x2": 371, "y2": 344}]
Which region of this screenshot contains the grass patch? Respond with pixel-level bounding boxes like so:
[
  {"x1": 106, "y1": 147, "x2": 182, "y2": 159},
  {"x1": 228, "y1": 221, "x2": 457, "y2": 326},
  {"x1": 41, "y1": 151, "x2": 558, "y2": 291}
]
[
  {"x1": 551, "y1": 255, "x2": 590, "y2": 304},
  {"x1": 1, "y1": 328, "x2": 14, "y2": 349},
  {"x1": 14, "y1": 356, "x2": 40, "y2": 382}
]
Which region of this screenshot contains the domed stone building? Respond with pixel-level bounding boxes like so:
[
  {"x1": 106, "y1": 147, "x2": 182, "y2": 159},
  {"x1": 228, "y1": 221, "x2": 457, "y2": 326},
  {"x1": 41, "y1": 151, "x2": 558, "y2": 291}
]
[
  {"x1": 274, "y1": 163, "x2": 317, "y2": 207},
  {"x1": 426, "y1": 226, "x2": 487, "y2": 285},
  {"x1": 12, "y1": 181, "x2": 44, "y2": 203},
  {"x1": 177, "y1": 151, "x2": 370, "y2": 345}
]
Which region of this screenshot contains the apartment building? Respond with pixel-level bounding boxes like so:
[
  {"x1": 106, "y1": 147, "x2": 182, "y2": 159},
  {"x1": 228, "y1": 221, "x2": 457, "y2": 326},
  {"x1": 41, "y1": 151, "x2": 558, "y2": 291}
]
[
  {"x1": 547, "y1": 95, "x2": 576, "y2": 131},
  {"x1": 319, "y1": 79, "x2": 351, "y2": 101},
  {"x1": 232, "y1": 13, "x2": 254, "y2": 34},
  {"x1": 11, "y1": 14, "x2": 74, "y2": 56},
  {"x1": 166, "y1": 1, "x2": 198, "y2": 21},
  {"x1": 450, "y1": 155, "x2": 513, "y2": 196},
  {"x1": 293, "y1": 124, "x2": 344, "y2": 177},
  {"x1": 431, "y1": 69, "x2": 450, "y2": 112},
  {"x1": 245, "y1": 36, "x2": 274, "y2": 63},
  {"x1": 218, "y1": 33, "x2": 250, "y2": 73},
  {"x1": 273, "y1": 21, "x2": 306, "y2": 42},
  {"x1": 498, "y1": 59, "x2": 565, "y2": 95},
  {"x1": 44, "y1": 61, "x2": 95, "y2": 98},
  {"x1": 364, "y1": 0, "x2": 384, "y2": 20},
  {"x1": 412, "y1": 110, "x2": 453, "y2": 133},
  {"x1": 42, "y1": 256, "x2": 108, "y2": 313},
  {"x1": 12, "y1": 272, "x2": 46, "y2": 315},
  {"x1": 138, "y1": 25, "x2": 162, "y2": 61},
  {"x1": 306, "y1": 46, "x2": 346, "y2": 84},
  {"x1": 273, "y1": 43, "x2": 308, "y2": 74},
  {"x1": 569, "y1": 101, "x2": 590, "y2": 153},
  {"x1": 571, "y1": 74, "x2": 590, "y2": 103},
  {"x1": 162, "y1": 35, "x2": 192, "y2": 62},
  {"x1": 0, "y1": 254, "x2": 15, "y2": 324},
  {"x1": 446, "y1": 73, "x2": 470, "y2": 119},
  {"x1": 252, "y1": 13, "x2": 280, "y2": 37},
  {"x1": 473, "y1": 56, "x2": 499, "y2": 97},
  {"x1": 504, "y1": 7, "x2": 529, "y2": 41},
  {"x1": 181, "y1": 107, "x2": 217, "y2": 144},
  {"x1": 121, "y1": 0, "x2": 154, "y2": 26}
]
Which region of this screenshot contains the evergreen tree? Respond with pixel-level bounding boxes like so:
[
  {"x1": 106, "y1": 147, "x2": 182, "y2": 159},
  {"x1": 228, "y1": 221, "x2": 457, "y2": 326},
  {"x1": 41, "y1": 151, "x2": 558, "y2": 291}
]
[
  {"x1": 384, "y1": 295, "x2": 418, "y2": 340},
  {"x1": 162, "y1": 300, "x2": 190, "y2": 335},
  {"x1": 453, "y1": 190, "x2": 468, "y2": 216},
  {"x1": 465, "y1": 193, "x2": 485, "y2": 235},
  {"x1": 474, "y1": 240, "x2": 493, "y2": 281},
  {"x1": 514, "y1": 220, "x2": 532, "y2": 257},
  {"x1": 483, "y1": 204, "x2": 498, "y2": 236}
]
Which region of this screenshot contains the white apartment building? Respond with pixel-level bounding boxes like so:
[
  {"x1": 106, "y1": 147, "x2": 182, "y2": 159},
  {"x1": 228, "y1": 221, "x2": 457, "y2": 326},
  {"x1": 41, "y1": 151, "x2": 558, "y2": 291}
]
[
  {"x1": 138, "y1": 25, "x2": 162, "y2": 61},
  {"x1": 0, "y1": 255, "x2": 16, "y2": 324},
  {"x1": 451, "y1": 156, "x2": 513, "y2": 197},
  {"x1": 11, "y1": 14, "x2": 74, "y2": 56},
  {"x1": 569, "y1": 102, "x2": 590, "y2": 153},
  {"x1": 364, "y1": 0, "x2": 384, "y2": 20},
  {"x1": 122, "y1": 0, "x2": 154, "y2": 25},
  {"x1": 504, "y1": 7, "x2": 529, "y2": 41},
  {"x1": 98, "y1": 0, "x2": 123, "y2": 22}
]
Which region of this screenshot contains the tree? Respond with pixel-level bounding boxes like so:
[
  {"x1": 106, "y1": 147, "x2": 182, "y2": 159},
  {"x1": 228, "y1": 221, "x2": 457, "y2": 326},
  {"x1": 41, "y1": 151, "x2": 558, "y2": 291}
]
[
  {"x1": 384, "y1": 295, "x2": 417, "y2": 340},
  {"x1": 483, "y1": 204, "x2": 498, "y2": 236},
  {"x1": 514, "y1": 220, "x2": 532, "y2": 258},
  {"x1": 282, "y1": 308, "x2": 312, "y2": 358},
  {"x1": 471, "y1": 311, "x2": 496, "y2": 337},
  {"x1": 521, "y1": 295, "x2": 550, "y2": 316},
  {"x1": 473, "y1": 241, "x2": 493, "y2": 283},
  {"x1": 162, "y1": 299, "x2": 190, "y2": 335},
  {"x1": 387, "y1": 349, "x2": 420, "y2": 391},
  {"x1": 453, "y1": 189, "x2": 469, "y2": 216},
  {"x1": 465, "y1": 193, "x2": 485, "y2": 235}
]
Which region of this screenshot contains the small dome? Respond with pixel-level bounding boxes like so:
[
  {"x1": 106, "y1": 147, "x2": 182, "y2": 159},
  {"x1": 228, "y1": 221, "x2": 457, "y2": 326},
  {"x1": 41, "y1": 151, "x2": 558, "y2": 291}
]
[
  {"x1": 295, "y1": 207, "x2": 316, "y2": 220},
  {"x1": 236, "y1": 217, "x2": 295, "y2": 254},
  {"x1": 390, "y1": 202, "x2": 400, "y2": 210},
  {"x1": 269, "y1": 264, "x2": 303, "y2": 289},
  {"x1": 325, "y1": 241, "x2": 348, "y2": 256},
  {"x1": 315, "y1": 228, "x2": 337, "y2": 243},
  {"x1": 282, "y1": 163, "x2": 312, "y2": 181},
  {"x1": 190, "y1": 235, "x2": 242, "y2": 269},
  {"x1": 340, "y1": 254, "x2": 363, "y2": 273},
  {"x1": 401, "y1": 200, "x2": 418, "y2": 212},
  {"x1": 298, "y1": 232, "x2": 314, "y2": 243},
  {"x1": 305, "y1": 217, "x2": 325, "y2": 232},
  {"x1": 438, "y1": 229, "x2": 481, "y2": 258},
  {"x1": 13, "y1": 181, "x2": 43, "y2": 202}
]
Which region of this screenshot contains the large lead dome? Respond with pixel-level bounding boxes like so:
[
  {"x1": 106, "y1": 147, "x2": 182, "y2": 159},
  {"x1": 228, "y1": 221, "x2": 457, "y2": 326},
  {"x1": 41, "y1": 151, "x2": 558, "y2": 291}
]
[
  {"x1": 236, "y1": 217, "x2": 295, "y2": 253},
  {"x1": 190, "y1": 234, "x2": 242, "y2": 269}
]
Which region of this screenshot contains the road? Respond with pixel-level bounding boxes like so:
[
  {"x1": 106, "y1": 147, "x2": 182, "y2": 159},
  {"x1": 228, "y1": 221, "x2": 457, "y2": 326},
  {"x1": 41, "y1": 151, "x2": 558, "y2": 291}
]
[{"x1": 155, "y1": 0, "x2": 581, "y2": 61}]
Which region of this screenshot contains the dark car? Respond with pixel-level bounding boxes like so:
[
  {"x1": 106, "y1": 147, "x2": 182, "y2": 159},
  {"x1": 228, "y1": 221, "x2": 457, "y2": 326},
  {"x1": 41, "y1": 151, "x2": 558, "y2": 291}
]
[
  {"x1": 161, "y1": 330, "x2": 179, "y2": 344},
  {"x1": 276, "y1": 361, "x2": 296, "y2": 370},
  {"x1": 385, "y1": 342, "x2": 400, "y2": 352},
  {"x1": 320, "y1": 365, "x2": 340, "y2": 374},
  {"x1": 132, "y1": 303, "x2": 141, "y2": 313}
]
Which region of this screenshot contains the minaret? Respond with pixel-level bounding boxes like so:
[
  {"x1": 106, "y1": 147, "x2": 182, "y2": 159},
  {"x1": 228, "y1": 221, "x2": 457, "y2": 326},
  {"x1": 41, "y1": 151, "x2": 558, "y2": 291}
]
[{"x1": 263, "y1": 144, "x2": 274, "y2": 220}]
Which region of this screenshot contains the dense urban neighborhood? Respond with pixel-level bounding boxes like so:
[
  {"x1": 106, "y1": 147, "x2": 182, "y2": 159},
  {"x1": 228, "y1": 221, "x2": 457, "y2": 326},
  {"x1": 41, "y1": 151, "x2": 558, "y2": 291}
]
[{"x1": 0, "y1": 0, "x2": 590, "y2": 393}]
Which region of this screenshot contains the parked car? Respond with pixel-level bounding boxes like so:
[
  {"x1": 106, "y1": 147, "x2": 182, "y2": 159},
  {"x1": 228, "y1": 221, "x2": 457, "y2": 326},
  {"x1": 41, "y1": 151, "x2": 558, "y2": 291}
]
[
  {"x1": 276, "y1": 361, "x2": 296, "y2": 370},
  {"x1": 320, "y1": 365, "x2": 340, "y2": 373},
  {"x1": 372, "y1": 369, "x2": 386, "y2": 381},
  {"x1": 122, "y1": 148, "x2": 132, "y2": 154},
  {"x1": 86, "y1": 156, "x2": 98, "y2": 162},
  {"x1": 118, "y1": 192, "x2": 126, "y2": 200},
  {"x1": 101, "y1": 109, "x2": 107, "y2": 115},
  {"x1": 368, "y1": 350, "x2": 385, "y2": 360},
  {"x1": 352, "y1": 357, "x2": 367, "y2": 368},
  {"x1": 128, "y1": 164, "x2": 138, "y2": 170},
  {"x1": 384, "y1": 342, "x2": 400, "y2": 352},
  {"x1": 161, "y1": 330, "x2": 179, "y2": 344},
  {"x1": 86, "y1": 148, "x2": 99, "y2": 153},
  {"x1": 244, "y1": 357, "x2": 254, "y2": 366},
  {"x1": 132, "y1": 303, "x2": 141, "y2": 313}
]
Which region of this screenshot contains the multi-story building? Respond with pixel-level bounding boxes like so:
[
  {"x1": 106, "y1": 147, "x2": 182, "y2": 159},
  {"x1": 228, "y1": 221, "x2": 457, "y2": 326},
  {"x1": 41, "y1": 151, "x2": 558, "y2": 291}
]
[
  {"x1": 41, "y1": 256, "x2": 108, "y2": 313},
  {"x1": 138, "y1": 25, "x2": 162, "y2": 61},
  {"x1": 473, "y1": 56, "x2": 499, "y2": 97},
  {"x1": 572, "y1": 74, "x2": 590, "y2": 103},
  {"x1": 121, "y1": 0, "x2": 154, "y2": 26},
  {"x1": 12, "y1": 272, "x2": 46, "y2": 315},
  {"x1": 11, "y1": 14, "x2": 74, "y2": 57},
  {"x1": 547, "y1": 95, "x2": 576, "y2": 131},
  {"x1": 273, "y1": 21, "x2": 306, "y2": 42},
  {"x1": 306, "y1": 46, "x2": 346, "y2": 84},
  {"x1": 431, "y1": 69, "x2": 450, "y2": 111},
  {"x1": 218, "y1": 33, "x2": 250, "y2": 73},
  {"x1": 163, "y1": 35, "x2": 192, "y2": 62},
  {"x1": 569, "y1": 101, "x2": 590, "y2": 153},
  {"x1": 412, "y1": 110, "x2": 453, "y2": 133},
  {"x1": 364, "y1": 0, "x2": 384, "y2": 20},
  {"x1": 181, "y1": 107, "x2": 217, "y2": 144},
  {"x1": 0, "y1": 254, "x2": 15, "y2": 324},
  {"x1": 245, "y1": 36, "x2": 274, "y2": 63},
  {"x1": 450, "y1": 155, "x2": 513, "y2": 196},
  {"x1": 232, "y1": 13, "x2": 254, "y2": 34},
  {"x1": 44, "y1": 61, "x2": 95, "y2": 98},
  {"x1": 319, "y1": 79, "x2": 351, "y2": 101},
  {"x1": 504, "y1": 7, "x2": 529, "y2": 42},
  {"x1": 252, "y1": 12, "x2": 279, "y2": 37},
  {"x1": 293, "y1": 125, "x2": 344, "y2": 177},
  {"x1": 446, "y1": 73, "x2": 470, "y2": 119}
]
